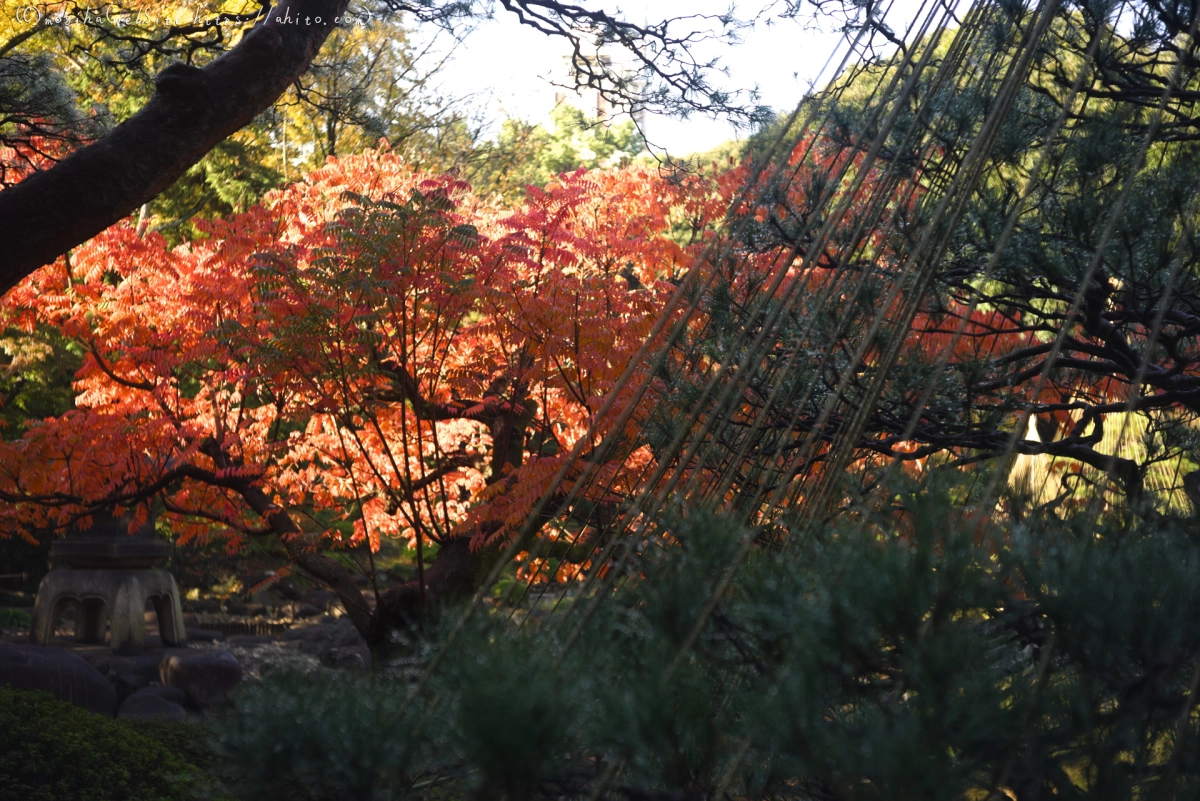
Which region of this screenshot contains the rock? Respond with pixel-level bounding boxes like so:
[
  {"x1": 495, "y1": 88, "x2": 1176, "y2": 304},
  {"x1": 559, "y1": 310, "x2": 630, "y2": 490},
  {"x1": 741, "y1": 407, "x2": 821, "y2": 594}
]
[
  {"x1": 89, "y1": 650, "x2": 151, "y2": 675},
  {"x1": 109, "y1": 668, "x2": 150, "y2": 699},
  {"x1": 226, "y1": 635, "x2": 276, "y2": 648},
  {"x1": 279, "y1": 617, "x2": 337, "y2": 639},
  {"x1": 278, "y1": 626, "x2": 319, "y2": 647},
  {"x1": 91, "y1": 648, "x2": 184, "y2": 683},
  {"x1": 138, "y1": 685, "x2": 187, "y2": 705},
  {"x1": 320, "y1": 644, "x2": 371, "y2": 670},
  {"x1": 118, "y1": 688, "x2": 186, "y2": 720},
  {"x1": 88, "y1": 648, "x2": 189, "y2": 703},
  {"x1": 160, "y1": 649, "x2": 242, "y2": 708},
  {"x1": 280, "y1": 617, "x2": 364, "y2": 659},
  {"x1": 294, "y1": 603, "x2": 322, "y2": 619},
  {"x1": 0, "y1": 642, "x2": 117, "y2": 715},
  {"x1": 186, "y1": 628, "x2": 225, "y2": 643}
]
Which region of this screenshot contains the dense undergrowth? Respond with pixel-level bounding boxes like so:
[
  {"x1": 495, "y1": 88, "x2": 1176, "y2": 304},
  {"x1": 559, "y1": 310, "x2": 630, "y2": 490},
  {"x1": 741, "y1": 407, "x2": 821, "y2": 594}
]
[
  {"x1": 213, "y1": 475, "x2": 1200, "y2": 801},
  {"x1": 0, "y1": 686, "x2": 222, "y2": 801},
  {"x1": 4, "y1": 475, "x2": 1199, "y2": 800}
]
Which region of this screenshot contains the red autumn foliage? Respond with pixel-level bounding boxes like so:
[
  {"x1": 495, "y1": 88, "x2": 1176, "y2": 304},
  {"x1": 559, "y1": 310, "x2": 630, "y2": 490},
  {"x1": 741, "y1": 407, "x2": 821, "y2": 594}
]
[
  {"x1": 0, "y1": 151, "x2": 732, "y2": 612},
  {"x1": 2, "y1": 135, "x2": 1145, "y2": 633}
]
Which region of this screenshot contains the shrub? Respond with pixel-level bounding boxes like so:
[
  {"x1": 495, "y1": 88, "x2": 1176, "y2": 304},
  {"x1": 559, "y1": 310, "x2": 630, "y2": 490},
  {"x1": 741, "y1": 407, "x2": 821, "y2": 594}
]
[
  {"x1": 215, "y1": 671, "x2": 434, "y2": 801},
  {"x1": 0, "y1": 607, "x2": 32, "y2": 629},
  {"x1": 216, "y1": 488, "x2": 1200, "y2": 800},
  {"x1": 0, "y1": 686, "x2": 218, "y2": 801}
]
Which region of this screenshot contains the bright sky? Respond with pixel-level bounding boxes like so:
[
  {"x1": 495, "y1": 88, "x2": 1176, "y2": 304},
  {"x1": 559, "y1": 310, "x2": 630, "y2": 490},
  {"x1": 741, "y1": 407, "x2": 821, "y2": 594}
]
[{"x1": 423, "y1": 0, "x2": 928, "y2": 156}]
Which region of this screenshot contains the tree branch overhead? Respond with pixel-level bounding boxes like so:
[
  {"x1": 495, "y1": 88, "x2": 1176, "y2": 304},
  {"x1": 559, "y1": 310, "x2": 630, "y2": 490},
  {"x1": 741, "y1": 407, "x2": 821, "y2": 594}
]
[{"x1": 0, "y1": 0, "x2": 351, "y2": 296}]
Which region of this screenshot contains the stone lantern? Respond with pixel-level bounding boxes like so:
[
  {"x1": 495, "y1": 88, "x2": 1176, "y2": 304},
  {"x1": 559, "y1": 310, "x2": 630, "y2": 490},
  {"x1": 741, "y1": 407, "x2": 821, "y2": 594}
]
[{"x1": 29, "y1": 511, "x2": 187, "y2": 653}]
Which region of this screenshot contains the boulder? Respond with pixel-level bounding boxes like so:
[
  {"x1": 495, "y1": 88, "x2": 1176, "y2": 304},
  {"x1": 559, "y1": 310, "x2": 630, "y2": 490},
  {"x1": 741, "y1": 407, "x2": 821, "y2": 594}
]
[
  {"x1": 186, "y1": 628, "x2": 225, "y2": 643},
  {"x1": 160, "y1": 649, "x2": 242, "y2": 708},
  {"x1": 109, "y1": 666, "x2": 150, "y2": 699},
  {"x1": 0, "y1": 642, "x2": 117, "y2": 715},
  {"x1": 281, "y1": 617, "x2": 365, "y2": 660},
  {"x1": 320, "y1": 644, "x2": 371, "y2": 671},
  {"x1": 225, "y1": 634, "x2": 276, "y2": 648},
  {"x1": 137, "y1": 685, "x2": 187, "y2": 705},
  {"x1": 90, "y1": 648, "x2": 184, "y2": 682},
  {"x1": 86, "y1": 648, "x2": 189, "y2": 702},
  {"x1": 294, "y1": 603, "x2": 322, "y2": 619},
  {"x1": 118, "y1": 688, "x2": 186, "y2": 720}
]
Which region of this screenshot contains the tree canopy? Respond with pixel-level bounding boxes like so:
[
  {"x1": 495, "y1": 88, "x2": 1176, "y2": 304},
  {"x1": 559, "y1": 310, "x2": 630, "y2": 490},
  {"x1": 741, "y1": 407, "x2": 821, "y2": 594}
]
[
  {"x1": 0, "y1": 0, "x2": 874, "y2": 294},
  {"x1": 5, "y1": 0, "x2": 1200, "y2": 637},
  {"x1": 0, "y1": 148, "x2": 737, "y2": 634}
]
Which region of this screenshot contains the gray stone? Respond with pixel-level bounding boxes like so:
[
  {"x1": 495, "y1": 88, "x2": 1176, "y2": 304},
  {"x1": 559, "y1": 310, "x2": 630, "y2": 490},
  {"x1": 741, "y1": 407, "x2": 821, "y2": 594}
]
[
  {"x1": 50, "y1": 516, "x2": 169, "y2": 569},
  {"x1": 226, "y1": 634, "x2": 276, "y2": 647},
  {"x1": 160, "y1": 649, "x2": 242, "y2": 708},
  {"x1": 320, "y1": 644, "x2": 371, "y2": 670},
  {"x1": 186, "y1": 628, "x2": 225, "y2": 642},
  {"x1": 109, "y1": 668, "x2": 150, "y2": 699},
  {"x1": 138, "y1": 685, "x2": 187, "y2": 705},
  {"x1": 88, "y1": 648, "x2": 186, "y2": 702},
  {"x1": 294, "y1": 603, "x2": 322, "y2": 619},
  {"x1": 281, "y1": 617, "x2": 364, "y2": 658},
  {"x1": 0, "y1": 642, "x2": 117, "y2": 715},
  {"x1": 30, "y1": 568, "x2": 186, "y2": 653},
  {"x1": 118, "y1": 688, "x2": 186, "y2": 720},
  {"x1": 89, "y1": 648, "x2": 184, "y2": 682}
]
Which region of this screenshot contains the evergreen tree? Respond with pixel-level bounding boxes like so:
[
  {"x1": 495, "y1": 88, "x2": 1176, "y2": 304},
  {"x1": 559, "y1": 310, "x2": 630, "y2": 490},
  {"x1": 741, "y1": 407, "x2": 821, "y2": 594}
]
[{"x1": 217, "y1": 472, "x2": 1200, "y2": 800}]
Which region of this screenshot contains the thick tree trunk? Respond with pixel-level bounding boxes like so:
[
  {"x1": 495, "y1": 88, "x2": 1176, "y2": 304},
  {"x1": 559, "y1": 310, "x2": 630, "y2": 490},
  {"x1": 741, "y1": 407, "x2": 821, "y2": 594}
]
[
  {"x1": 0, "y1": 0, "x2": 350, "y2": 296},
  {"x1": 254, "y1": 490, "x2": 499, "y2": 645},
  {"x1": 366, "y1": 535, "x2": 502, "y2": 643}
]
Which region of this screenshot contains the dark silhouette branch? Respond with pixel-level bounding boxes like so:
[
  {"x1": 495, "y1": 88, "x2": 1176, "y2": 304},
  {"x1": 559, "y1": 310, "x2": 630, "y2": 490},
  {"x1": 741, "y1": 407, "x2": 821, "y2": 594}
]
[{"x1": 0, "y1": 0, "x2": 352, "y2": 296}]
